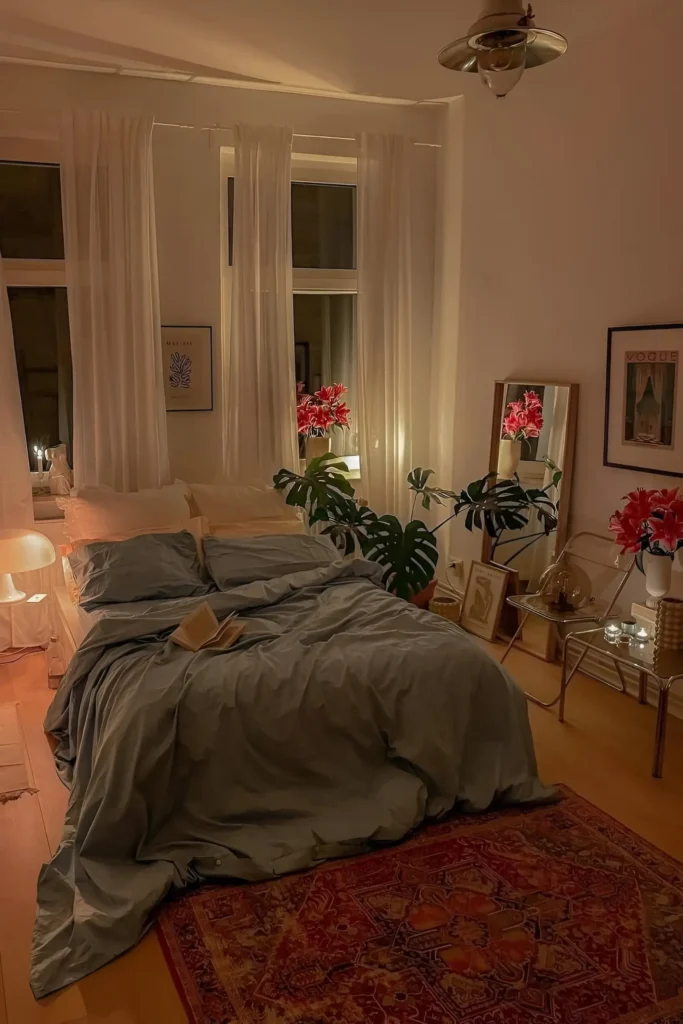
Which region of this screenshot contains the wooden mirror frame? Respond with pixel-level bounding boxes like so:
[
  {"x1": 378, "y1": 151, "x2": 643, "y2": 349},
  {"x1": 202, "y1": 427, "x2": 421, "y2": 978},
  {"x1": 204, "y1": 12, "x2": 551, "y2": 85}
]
[{"x1": 481, "y1": 380, "x2": 579, "y2": 661}]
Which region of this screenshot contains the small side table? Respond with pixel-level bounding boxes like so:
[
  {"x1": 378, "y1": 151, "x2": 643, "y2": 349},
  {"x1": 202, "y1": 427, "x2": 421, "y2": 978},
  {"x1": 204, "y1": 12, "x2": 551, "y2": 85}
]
[{"x1": 561, "y1": 628, "x2": 683, "y2": 779}]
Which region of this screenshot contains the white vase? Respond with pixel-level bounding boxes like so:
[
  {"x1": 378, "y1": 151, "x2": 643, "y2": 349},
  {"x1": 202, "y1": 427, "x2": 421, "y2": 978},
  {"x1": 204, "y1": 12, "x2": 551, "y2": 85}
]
[
  {"x1": 643, "y1": 551, "x2": 673, "y2": 609},
  {"x1": 498, "y1": 439, "x2": 522, "y2": 479},
  {"x1": 305, "y1": 435, "x2": 331, "y2": 464}
]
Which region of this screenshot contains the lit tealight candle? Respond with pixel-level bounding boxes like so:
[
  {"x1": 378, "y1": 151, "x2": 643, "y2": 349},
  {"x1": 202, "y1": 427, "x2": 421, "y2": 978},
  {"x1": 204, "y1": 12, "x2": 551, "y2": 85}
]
[
  {"x1": 604, "y1": 623, "x2": 622, "y2": 644},
  {"x1": 635, "y1": 627, "x2": 649, "y2": 642}
]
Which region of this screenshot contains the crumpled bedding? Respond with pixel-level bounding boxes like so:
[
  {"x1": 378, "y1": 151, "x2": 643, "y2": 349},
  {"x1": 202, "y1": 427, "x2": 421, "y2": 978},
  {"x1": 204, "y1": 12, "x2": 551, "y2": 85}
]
[{"x1": 31, "y1": 559, "x2": 554, "y2": 998}]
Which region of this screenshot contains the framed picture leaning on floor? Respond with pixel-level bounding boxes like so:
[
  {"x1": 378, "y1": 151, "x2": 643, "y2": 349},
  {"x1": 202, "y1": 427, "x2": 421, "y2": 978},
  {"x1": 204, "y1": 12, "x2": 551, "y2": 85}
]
[
  {"x1": 460, "y1": 560, "x2": 509, "y2": 642},
  {"x1": 604, "y1": 322, "x2": 683, "y2": 477}
]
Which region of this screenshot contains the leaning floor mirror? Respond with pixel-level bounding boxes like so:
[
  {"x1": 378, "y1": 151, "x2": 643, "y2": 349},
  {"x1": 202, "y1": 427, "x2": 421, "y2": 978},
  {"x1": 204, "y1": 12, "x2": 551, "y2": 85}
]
[{"x1": 482, "y1": 380, "x2": 579, "y2": 660}]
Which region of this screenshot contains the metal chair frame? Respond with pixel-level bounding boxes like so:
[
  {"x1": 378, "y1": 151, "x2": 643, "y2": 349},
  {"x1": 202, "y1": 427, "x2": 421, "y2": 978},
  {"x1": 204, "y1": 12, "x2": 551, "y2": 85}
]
[{"x1": 499, "y1": 531, "x2": 635, "y2": 708}]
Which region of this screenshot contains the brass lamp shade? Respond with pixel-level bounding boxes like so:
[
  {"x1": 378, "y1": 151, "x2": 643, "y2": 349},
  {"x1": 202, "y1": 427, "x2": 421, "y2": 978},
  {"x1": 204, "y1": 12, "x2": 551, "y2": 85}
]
[
  {"x1": 437, "y1": 1, "x2": 567, "y2": 98},
  {"x1": 438, "y1": 28, "x2": 567, "y2": 74}
]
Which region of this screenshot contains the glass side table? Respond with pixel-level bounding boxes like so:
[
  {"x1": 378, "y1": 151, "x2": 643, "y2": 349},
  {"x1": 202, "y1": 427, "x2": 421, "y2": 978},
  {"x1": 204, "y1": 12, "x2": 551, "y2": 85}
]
[{"x1": 561, "y1": 628, "x2": 683, "y2": 779}]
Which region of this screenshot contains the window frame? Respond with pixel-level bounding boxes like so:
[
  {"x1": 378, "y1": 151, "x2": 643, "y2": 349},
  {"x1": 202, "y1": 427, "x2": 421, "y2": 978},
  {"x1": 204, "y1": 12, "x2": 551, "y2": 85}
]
[
  {"x1": 221, "y1": 150, "x2": 358, "y2": 293},
  {"x1": 0, "y1": 154, "x2": 69, "y2": 498},
  {"x1": 220, "y1": 147, "x2": 359, "y2": 472}
]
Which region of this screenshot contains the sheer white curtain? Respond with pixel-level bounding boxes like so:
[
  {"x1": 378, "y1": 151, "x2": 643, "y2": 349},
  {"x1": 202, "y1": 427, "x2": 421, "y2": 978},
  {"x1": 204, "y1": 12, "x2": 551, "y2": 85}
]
[
  {"x1": 0, "y1": 256, "x2": 53, "y2": 650},
  {"x1": 223, "y1": 125, "x2": 298, "y2": 482},
  {"x1": 61, "y1": 111, "x2": 170, "y2": 492},
  {"x1": 0, "y1": 255, "x2": 32, "y2": 532},
  {"x1": 357, "y1": 134, "x2": 438, "y2": 519}
]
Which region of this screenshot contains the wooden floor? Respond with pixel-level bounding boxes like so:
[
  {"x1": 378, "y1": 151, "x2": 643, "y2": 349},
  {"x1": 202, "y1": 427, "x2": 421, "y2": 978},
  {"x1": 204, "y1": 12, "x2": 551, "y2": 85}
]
[{"x1": 1, "y1": 645, "x2": 683, "y2": 1024}]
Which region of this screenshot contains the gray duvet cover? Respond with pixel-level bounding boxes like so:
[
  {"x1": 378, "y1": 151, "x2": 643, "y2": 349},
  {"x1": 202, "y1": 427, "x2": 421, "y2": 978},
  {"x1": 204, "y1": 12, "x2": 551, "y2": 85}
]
[{"x1": 32, "y1": 558, "x2": 553, "y2": 998}]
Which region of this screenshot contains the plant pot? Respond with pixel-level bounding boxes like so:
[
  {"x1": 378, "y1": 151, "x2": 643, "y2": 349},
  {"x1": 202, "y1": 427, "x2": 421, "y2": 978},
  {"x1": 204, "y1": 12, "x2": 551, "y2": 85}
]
[
  {"x1": 410, "y1": 579, "x2": 437, "y2": 609},
  {"x1": 643, "y1": 551, "x2": 673, "y2": 609},
  {"x1": 305, "y1": 435, "x2": 331, "y2": 464},
  {"x1": 498, "y1": 439, "x2": 522, "y2": 479}
]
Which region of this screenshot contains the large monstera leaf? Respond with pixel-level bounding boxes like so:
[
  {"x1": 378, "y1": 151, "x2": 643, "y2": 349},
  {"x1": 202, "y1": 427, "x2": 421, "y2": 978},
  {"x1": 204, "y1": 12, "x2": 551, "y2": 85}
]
[
  {"x1": 273, "y1": 453, "x2": 354, "y2": 520},
  {"x1": 407, "y1": 468, "x2": 458, "y2": 511},
  {"x1": 362, "y1": 516, "x2": 438, "y2": 600},
  {"x1": 453, "y1": 474, "x2": 531, "y2": 536},
  {"x1": 321, "y1": 501, "x2": 378, "y2": 556}
]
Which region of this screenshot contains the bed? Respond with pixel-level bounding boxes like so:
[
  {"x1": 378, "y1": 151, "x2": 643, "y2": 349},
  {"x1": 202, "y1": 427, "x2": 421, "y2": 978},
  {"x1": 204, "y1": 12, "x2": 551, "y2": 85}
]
[{"x1": 32, "y1": 529, "x2": 554, "y2": 999}]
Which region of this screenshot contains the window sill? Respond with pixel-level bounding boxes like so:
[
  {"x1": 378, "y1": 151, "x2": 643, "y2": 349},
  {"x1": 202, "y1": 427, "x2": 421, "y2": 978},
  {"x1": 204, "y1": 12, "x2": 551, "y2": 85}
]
[{"x1": 32, "y1": 494, "x2": 65, "y2": 522}]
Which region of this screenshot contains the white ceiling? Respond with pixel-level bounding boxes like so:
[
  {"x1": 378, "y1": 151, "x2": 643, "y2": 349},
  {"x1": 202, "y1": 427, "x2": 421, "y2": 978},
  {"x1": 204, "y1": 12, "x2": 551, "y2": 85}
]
[{"x1": 0, "y1": 0, "x2": 651, "y2": 101}]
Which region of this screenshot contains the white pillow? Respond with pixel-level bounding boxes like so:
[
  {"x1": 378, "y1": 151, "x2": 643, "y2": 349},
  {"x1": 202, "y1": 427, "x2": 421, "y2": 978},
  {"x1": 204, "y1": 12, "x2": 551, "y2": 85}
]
[
  {"x1": 182, "y1": 482, "x2": 300, "y2": 525},
  {"x1": 58, "y1": 483, "x2": 193, "y2": 545},
  {"x1": 208, "y1": 519, "x2": 306, "y2": 539}
]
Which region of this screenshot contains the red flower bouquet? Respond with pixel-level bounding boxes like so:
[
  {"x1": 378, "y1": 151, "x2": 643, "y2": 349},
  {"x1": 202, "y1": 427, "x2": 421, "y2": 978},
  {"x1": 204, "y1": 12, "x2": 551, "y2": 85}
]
[
  {"x1": 296, "y1": 382, "x2": 351, "y2": 438},
  {"x1": 609, "y1": 488, "x2": 683, "y2": 556},
  {"x1": 502, "y1": 390, "x2": 544, "y2": 442}
]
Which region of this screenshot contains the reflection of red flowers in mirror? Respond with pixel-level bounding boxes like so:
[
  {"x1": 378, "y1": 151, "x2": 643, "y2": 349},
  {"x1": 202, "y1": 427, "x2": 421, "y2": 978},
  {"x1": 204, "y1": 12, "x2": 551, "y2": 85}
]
[
  {"x1": 502, "y1": 390, "x2": 544, "y2": 441},
  {"x1": 295, "y1": 382, "x2": 351, "y2": 437},
  {"x1": 609, "y1": 487, "x2": 683, "y2": 555}
]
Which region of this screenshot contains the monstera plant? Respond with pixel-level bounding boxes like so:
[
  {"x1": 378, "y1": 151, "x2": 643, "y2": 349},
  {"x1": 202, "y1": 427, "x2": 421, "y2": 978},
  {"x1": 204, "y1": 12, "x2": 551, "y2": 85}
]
[{"x1": 273, "y1": 454, "x2": 560, "y2": 602}]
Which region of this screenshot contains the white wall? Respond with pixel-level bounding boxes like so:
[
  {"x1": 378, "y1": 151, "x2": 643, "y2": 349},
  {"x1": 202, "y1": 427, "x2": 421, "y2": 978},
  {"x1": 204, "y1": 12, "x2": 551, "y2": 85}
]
[
  {"x1": 0, "y1": 63, "x2": 442, "y2": 483},
  {"x1": 450, "y1": 3, "x2": 683, "y2": 604}
]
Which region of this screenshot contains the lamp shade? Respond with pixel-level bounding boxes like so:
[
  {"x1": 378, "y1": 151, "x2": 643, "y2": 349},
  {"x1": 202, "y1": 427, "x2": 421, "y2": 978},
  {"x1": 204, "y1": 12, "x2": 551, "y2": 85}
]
[{"x1": 0, "y1": 529, "x2": 56, "y2": 574}]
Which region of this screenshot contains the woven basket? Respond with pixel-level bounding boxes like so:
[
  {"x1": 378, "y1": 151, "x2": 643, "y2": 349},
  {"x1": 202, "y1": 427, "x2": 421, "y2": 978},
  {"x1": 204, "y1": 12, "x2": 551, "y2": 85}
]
[
  {"x1": 429, "y1": 596, "x2": 461, "y2": 624},
  {"x1": 654, "y1": 597, "x2": 683, "y2": 653}
]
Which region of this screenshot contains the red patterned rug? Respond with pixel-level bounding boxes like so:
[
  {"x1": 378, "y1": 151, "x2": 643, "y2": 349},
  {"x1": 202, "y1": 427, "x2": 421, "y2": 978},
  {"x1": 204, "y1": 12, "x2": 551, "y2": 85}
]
[{"x1": 157, "y1": 787, "x2": 683, "y2": 1024}]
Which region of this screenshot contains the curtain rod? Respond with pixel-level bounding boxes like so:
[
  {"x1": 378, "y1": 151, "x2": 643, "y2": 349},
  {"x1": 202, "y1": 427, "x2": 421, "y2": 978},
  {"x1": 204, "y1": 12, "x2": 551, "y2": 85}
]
[
  {"x1": 153, "y1": 121, "x2": 441, "y2": 148},
  {"x1": 0, "y1": 107, "x2": 441, "y2": 148}
]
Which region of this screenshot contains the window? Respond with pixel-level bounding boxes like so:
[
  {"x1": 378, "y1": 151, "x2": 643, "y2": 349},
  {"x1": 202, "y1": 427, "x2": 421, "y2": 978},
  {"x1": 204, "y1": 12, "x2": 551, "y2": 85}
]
[
  {"x1": 226, "y1": 155, "x2": 359, "y2": 459},
  {"x1": 0, "y1": 161, "x2": 72, "y2": 466}
]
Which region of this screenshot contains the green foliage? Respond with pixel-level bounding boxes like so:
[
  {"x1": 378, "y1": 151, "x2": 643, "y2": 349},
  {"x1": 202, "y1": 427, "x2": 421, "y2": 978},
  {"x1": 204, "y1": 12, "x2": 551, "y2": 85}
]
[
  {"x1": 273, "y1": 452, "x2": 354, "y2": 520},
  {"x1": 274, "y1": 452, "x2": 561, "y2": 600},
  {"x1": 319, "y1": 500, "x2": 378, "y2": 557},
  {"x1": 407, "y1": 468, "x2": 458, "y2": 511},
  {"x1": 362, "y1": 517, "x2": 439, "y2": 600}
]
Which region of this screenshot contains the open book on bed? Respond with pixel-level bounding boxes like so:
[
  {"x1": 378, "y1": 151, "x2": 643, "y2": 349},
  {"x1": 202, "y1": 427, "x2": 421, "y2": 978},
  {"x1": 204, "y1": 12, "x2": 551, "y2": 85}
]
[{"x1": 170, "y1": 602, "x2": 245, "y2": 652}]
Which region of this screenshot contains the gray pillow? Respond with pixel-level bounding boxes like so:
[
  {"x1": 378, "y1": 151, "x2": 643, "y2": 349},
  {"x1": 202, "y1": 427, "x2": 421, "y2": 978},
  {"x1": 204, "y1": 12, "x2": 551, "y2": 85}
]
[
  {"x1": 69, "y1": 531, "x2": 210, "y2": 609},
  {"x1": 203, "y1": 534, "x2": 337, "y2": 588}
]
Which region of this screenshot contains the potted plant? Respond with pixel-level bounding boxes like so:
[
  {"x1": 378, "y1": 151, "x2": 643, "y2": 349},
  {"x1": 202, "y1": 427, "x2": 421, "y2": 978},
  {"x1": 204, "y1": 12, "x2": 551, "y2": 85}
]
[
  {"x1": 499, "y1": 389, "x2": 544, "y2": 478},
  {"x1": 609, "y1": 487, "x2": 683, "y2": 607},
  {"x1": 274, "y1": 454, "x2": 560, "y2": 605},
  {"x1": 296, "y1": 383, "x2": 351, "y2": 463}
]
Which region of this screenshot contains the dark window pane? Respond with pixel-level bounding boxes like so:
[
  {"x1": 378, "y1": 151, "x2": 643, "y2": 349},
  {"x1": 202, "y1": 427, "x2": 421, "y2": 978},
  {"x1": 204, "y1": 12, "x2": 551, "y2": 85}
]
[
  {"x1": 227, "y1": 178, "x2": 355, "y2": 270},
  {"x1": 292, "y1": 183, "x2": 355, "y2": 269},
  {"x1": 0, "y1": 162, "x2": 64, "y2": 259},
  {"x1": 8, "y1": 287, "x2": 73, "y2": 465},
  {"x1": 294, "y1": 293, "x2": 358, "y2": 455}
]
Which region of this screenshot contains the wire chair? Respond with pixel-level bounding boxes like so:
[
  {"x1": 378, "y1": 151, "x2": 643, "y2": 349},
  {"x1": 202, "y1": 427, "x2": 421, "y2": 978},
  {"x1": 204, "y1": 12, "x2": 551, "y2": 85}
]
[{"x1": 499, "y1": 531, "x2": 635, "y2": 708}]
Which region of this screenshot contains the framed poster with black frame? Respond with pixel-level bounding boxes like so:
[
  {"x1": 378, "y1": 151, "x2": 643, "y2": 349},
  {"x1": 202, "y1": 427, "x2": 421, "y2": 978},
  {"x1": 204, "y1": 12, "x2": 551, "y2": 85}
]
[
  {"x1": 605, "y1": 323, "x2": 683, "y2": 477},
  {"x1": 162, "y1": 325, "x2": 213, "y2": 412}
]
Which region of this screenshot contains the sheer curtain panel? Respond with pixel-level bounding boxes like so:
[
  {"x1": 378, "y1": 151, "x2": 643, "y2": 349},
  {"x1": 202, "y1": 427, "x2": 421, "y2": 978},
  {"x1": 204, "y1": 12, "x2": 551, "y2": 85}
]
[
  {"x1": 61, "y1": 111, "x2": 170, "y2": 492},
  {"x1": 223, "y1": 125, "x2": 298, "y2": 482},
  {"x1": 0, "y1": 255, "x2": 52, "y2": 650},
  {"x1": 357, "y1": 134, "x2": 419, "y2": 519}
]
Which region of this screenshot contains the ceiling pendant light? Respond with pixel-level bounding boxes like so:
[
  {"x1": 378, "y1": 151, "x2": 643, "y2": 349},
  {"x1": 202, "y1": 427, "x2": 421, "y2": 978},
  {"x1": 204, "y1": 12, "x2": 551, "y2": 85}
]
[{"x1": 437, "y1": 1, "x2": 567, "y2": 99}]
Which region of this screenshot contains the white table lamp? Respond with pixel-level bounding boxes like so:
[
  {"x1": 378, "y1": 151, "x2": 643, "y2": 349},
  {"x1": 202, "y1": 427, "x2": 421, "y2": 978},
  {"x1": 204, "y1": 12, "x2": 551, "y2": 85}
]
[{"x1": 0, "y1": 529, "x2": 55, "y2": 604}]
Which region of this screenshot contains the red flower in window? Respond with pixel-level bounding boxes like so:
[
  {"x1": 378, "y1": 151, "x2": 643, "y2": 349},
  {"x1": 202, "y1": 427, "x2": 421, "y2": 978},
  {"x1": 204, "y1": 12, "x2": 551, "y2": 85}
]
[
  {"x1": 315, "y1": 385, "x2": 337, "y2": 404},
  {"x1": 296, "y1": 402, "x2": 315, "y2": 435},
  {"x1": 310, "y1": 404, "x2": 335, "y2": 433},
  {"x1": 334, "y1": 402, "x2": 351, "y2": 428}
]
